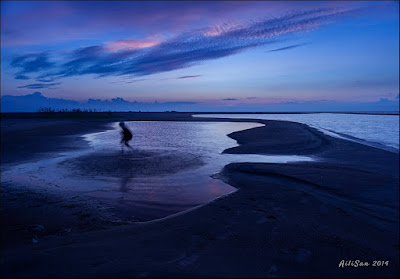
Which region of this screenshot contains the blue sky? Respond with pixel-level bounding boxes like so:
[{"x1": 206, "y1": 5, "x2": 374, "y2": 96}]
[{"x1": 1, "y1": 1, "x2": 399, "y2": 111}]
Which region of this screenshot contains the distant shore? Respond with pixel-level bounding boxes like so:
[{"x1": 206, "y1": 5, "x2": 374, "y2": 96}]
[
  {"x1": 1, "y1": 110, "x2": 399, "y2": 120},
  {"x1": 1, "y1": 112, "x2": 398, "y2": 278}
]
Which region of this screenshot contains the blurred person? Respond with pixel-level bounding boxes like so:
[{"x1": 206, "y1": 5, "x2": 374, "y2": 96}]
[{"x1": 119, "y1": 121, "x2": 133, "y2": 152}]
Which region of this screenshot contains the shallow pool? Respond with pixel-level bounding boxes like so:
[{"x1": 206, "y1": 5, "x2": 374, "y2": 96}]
[{"x1": 2, "y1": 121, "x2": 315, "y2": 221}]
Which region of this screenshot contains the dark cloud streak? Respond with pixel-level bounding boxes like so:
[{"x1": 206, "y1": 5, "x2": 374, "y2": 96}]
[
  {"x1": 15, "y1": 74, "x2": 30, "y2": 80},
  {"x1": 177, "y1": 75, "x2": 202, "y2": 79},
  {"x1": 267, "y1": 43, "x2": 308, "y2": 52},
  {"x1": 17, "y1": 83, "x2": 61, "y2": 89},
  {"x1": 11, "y1": 52, "x2": 54, "y2": 77}
]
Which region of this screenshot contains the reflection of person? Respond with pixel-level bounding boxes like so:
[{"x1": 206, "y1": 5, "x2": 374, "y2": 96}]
[
  {"x1": 119, "y1": 176, "x2": 131, "y2": 193},
  {"x1": 119, "y1": 121, "x2": 133, "y2": 151}
]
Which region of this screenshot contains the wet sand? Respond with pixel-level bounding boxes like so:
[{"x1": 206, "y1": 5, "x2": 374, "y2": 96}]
[{"x1": 1, "y1": 112, "x2": 399, "y2": 278}]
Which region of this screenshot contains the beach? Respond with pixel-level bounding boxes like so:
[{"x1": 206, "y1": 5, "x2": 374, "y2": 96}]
[{"x1": 1, "y1": 112, "x2": 399, "y2": 278}]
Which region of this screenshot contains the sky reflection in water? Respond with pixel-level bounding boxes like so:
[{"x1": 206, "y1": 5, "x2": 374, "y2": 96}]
[{"x1": 3, "y1": 121, "x2": 314, "y2": 221}]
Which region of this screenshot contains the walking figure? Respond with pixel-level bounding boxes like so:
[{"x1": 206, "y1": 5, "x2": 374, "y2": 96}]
[{"x1": 119, "y1": 121, "x2": 133, "y2": 152}]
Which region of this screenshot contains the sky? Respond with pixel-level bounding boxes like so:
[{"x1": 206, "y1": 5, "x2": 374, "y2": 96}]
[{"x1": 1, "y1": 1, "x2": 399, "y2": 112}]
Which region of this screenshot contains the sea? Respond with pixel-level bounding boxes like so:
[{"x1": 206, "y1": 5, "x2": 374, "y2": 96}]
[{"x1": 194, "y1": 113, "x2": 399, "y2": 152}]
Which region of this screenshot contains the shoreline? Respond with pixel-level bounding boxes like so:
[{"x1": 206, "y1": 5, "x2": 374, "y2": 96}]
[
  {"x1": 1, "y1": 113, "x2": 398, "y2": 278},
  {"x1": 2, "y1": 111, "x2": 399, "y2": 118}
]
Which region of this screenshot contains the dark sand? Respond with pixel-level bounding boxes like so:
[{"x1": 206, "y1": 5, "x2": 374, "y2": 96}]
[{"x1": 1, "y1": 112, "x2": 399, "y2": 278}]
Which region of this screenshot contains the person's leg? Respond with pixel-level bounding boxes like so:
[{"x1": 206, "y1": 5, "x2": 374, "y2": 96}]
[
  {"x1": 121, "y1": 140, "x2": 125, "y2": 153},
  {"x1": 124, "y1": 140, "x2": 134, "y2": 150}
]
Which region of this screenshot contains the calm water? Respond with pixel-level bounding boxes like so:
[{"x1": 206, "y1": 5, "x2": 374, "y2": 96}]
[
  {"x1": 194, "y1": 113, "x2": 399, "y2": 151},
  {"x1": 3, "y1": 121, "x2": 315, "y2": 221}
]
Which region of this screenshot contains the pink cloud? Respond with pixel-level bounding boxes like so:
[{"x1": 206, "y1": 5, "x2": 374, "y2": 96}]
[
  {"x1": 1, "y1": 1, "x2": 366, "y2": 48},
  {"x1": 105, "y1": 39, "x2": 159, "y2": 52}
]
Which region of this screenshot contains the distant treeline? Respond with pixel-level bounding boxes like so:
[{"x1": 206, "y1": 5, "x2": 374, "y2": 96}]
[
  {"x1": 0, "y1": 107, "x2": 117, "y2": 119},
  {"x1": 37, "y1": 107, "x2": 101, "y2": 113},
  {"x1": 35, "y1": 107, "x2": 178, "y2": 113},
  {"x1": 0, "y1": 107, "x2": 183, "y2": 119}
]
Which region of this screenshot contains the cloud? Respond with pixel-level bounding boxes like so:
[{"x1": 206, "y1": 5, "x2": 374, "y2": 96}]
[
  {"x1": 176, "y1": 75, "x2": 202, "y2": 79},
  {"x1": 223, "y1": 98, "x2": 238, "y2": 101},
  {"x1": 10, "y1": 52, "x2": 55, "y2": 82},
  {"x1": 10, "y1": 52, "x2": 54, "y2": 74},
  {"x1": 110, "y1": 78, "x2": 149, "y2": 84},
  {"x1": 267, "y1": 43, "x2": 308, "y2": 52},
  {"x1": 4, "y1": 1, "x2": 345, "y2": 47},
  {"x1": 36, "y1": 77, "x2": 55, "y2": 83},
  {"x1": 3, "y1": 93, "x2": 398, "y2": 113},
  {"x1": 105, "y1": 39, "x2": 160, "y2": 52},
  {"x1": 0, "y1": 92, "x2": 198, "y2": 112},
  {"x1": 17, "y1": 82, "x2": 61, "y2": 89},
  {"x1": 246, "y1": 97, "x2": 257, "y2": 99},
  {"x1": 10, "y1": 7, "x2": 352, "y2": 81},
  {"x1": 15, "y1": 74, "x2": 30, "y2": 80}
]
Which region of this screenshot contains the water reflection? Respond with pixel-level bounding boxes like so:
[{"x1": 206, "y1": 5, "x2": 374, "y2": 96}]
[
  {"x1": 2, "y1": 121, "x2": 315, "y2": 221},
  {"x1": 119, "y1": 176, "x2": 131, "y2": 193}
]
